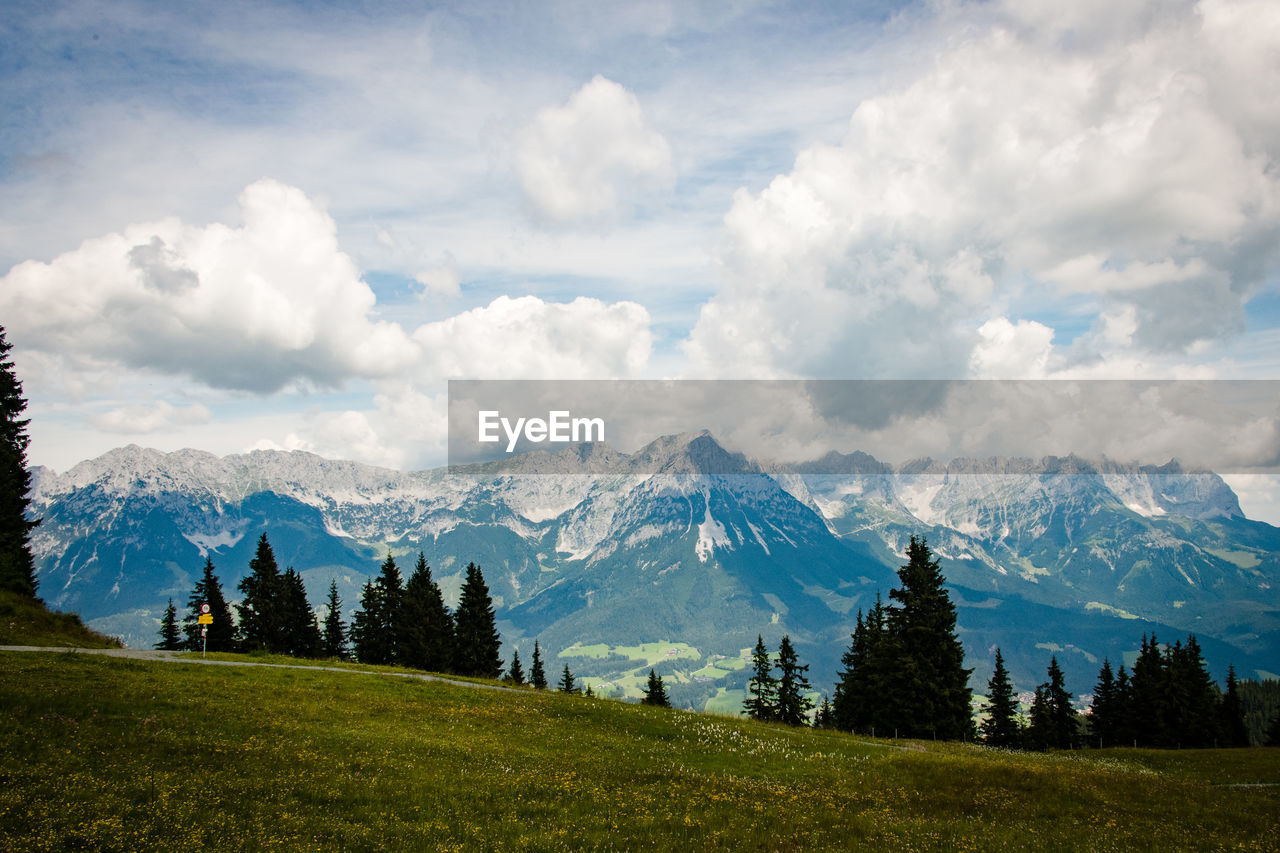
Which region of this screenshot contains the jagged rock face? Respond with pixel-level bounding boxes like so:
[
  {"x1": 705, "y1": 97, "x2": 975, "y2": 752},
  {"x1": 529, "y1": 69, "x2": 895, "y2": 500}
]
[{"x1": 25, "y1": 435, "x2": 1280, "y2": 698}]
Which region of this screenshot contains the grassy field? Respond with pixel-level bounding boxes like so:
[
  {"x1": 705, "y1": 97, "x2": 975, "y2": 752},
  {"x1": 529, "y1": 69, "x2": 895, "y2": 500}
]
[{"x1": 2, "y1": 651, "x2": 1278, "y2": 851}]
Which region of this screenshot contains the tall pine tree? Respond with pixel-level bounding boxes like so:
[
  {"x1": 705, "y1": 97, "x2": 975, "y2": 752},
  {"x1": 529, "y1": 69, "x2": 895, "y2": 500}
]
[
  {"x1": 833, "y1": 595, "x2": 895, "y2": 736},
  {"x1": 237, "y1": 533, "x2": 285, "y2": 653},
  {"x1": 530, "y1": 640, "x2": 548, "y2": 689},
  {"x1": 642, "y1": 668, "x2": 670, "y2": 707},
  {"x1": 350, "y1": 553, "x2": 404, "y2": 665},
  {"x1": 559, "y1": 664, "x2": 576, "y2": 693},
  {"x1": 886, "y1": 536, "x2": 973, "y2": 740},
  {"x1": 399, "y1": 553, "x2": 453, "y2": 672},
  {"x1": 1220, "y1": 665, "x2": 1250, "y2": 747},
  {"x1": 321, "y1": 579, "x2": 348, "y2": 660},
  {"x1": 0, "y1": 326, "x2": 38, "y2": 599},
  {"x1": 280, "y1": 567, "x2": 321, "y2": 658},
  {"x1": 452, "y1": 562, "x2": 501, "y2": 678},
  {"x1": 744, "y1": 635, "x2": 778, "y2": 722},
  {"x1": 506, "y1": 648, "x2": 526, "y2": 685},
  {"x1": 1089, "y1": 659, "x2": 1122, "y2": 748},
  {"x1": 774, "y1": 635, "x2": 813, "y2": 726},
  {"x1": 1129, "y1": 634, "x2": 1168, "y2": 747},
  {"x1": 1026, "y1": 656, "x2": 1076, "y2": 749},
  {"x1": 185, "y1": 557, "x2": 235, "y2": 652},
  {"x1": 980, "y1": 648, "x2": 1020, "y2": 747},
  {"x1": 155, "y1": 599, "x2": 182, "y2": 651}
]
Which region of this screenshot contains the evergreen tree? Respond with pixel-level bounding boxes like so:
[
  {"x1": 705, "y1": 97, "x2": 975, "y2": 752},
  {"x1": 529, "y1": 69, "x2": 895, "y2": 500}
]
[
  {"x1": 743, "y1": 635, "x2": 778, "y2": 722},
  {"x1": 980, "y1": 648, "x2": 1020, "y2": 747},
  {"x1": 506, "y1": 648, "x2": 526, "y2": 685},
  {"x1": 1129, "y1": 634, "x2": 1168, "y2": 747},
  {"x1": 1026, "y1": 657, "x2": 1076, "y2": 749},
  {"x1": 1166, "y1": 636, "x2": 1220, "y2": 748},
  {"x1": 559, "y1": 664, "x2": 576, "y2": 693},
  {"x1": 350, "y1": 554, "x2": 404, "y2": 665},
  {"x1": 1113, "y1": 664, "x2": 1134, "y2": 747},
  {"x1": 399, "y1": 553, "x2": 453, "y2": 672},
  {"x1": 1089, "y1": 659, "x2": 1122, "y2": 748},
  {"x1": 280, "y1": 567, "x2": 321, "y2": 658},
  {"x1": 813, "y1": 696, "x2": 835, "y2": 729},
  {"x1": 155, "y1": 599, "x2": 182, "y2": 651},
  {"x1": 237, "y1": 533, "x2": 285, "y2": 652},
  {"x1": 886, "y1": 536, "x2": 973, "y2": 740},
  {"x1": 774, "y1": 634, "x2": 813, "y2": 726},
  {"x1": 833, "y1": 595, "x2": 895, "y2": 736},
  {"x1": 642, "y1": 668, "x2": 670, "y2": 707},
  {"x1": 1220, "y1": 665, "x2": 1250, "y2": 748},
  {"x1": 530, "y1": 640, "x2": 548, "y2": 689},
  {"x1": 321, "y1": 580, "x2": 348, "y2": 659},
  {"x1": 452, "y1": 562, "x2": 501, "y2": 678},
  {"x1": 184, "y1": 557, "x2": 236, "y2": 652},
  {"x1": 0, "y1": 326, "x2": 39, "y2": 599}
]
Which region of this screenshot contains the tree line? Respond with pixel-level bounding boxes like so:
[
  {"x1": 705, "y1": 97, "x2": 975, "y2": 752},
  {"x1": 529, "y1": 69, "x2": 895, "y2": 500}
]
[{"x1": 156, "y1": 533, "x2": 508, "y2": 680}]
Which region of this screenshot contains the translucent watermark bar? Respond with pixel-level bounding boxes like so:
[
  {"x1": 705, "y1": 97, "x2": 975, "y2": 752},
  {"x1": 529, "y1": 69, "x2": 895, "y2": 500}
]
[{"x1": 447, "y1": 379, "x2": 1280, "y2": 474}]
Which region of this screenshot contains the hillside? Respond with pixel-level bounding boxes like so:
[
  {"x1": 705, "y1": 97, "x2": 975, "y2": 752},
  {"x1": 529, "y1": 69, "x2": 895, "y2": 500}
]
[
  {"x1": 0, "y1": 591, "x2": 121, "y2": 648},
  {"x1": 2, "y1": 649, "x2": 1278, "y2": 851}
]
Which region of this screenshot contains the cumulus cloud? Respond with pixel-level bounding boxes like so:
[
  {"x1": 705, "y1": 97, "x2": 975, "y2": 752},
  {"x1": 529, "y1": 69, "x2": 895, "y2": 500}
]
[
  {"x1": 515, "y1": 75, "x2": 675, "y2": 226},
  {"x1": 88, "y1": 400, "x2": 212, "y2": 435},
  {"x1": 685, "y1": 0, "x2": 1280, "y2": 378},
  {"x1": 0, "y1": 179, "x2": 419, "y2": 393},
  {"x1": 412, "y1": 295, "x2": 652, "y2": 379}
]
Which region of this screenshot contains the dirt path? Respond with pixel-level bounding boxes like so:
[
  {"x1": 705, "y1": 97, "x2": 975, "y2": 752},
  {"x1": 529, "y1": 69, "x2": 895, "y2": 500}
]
[{"x1": 0, "y1": 645, "x2": 522, "y2": 693}]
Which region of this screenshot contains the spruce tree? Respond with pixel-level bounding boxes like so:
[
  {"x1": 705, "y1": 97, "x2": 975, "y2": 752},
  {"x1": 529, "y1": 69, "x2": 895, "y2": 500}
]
[
  {"x1": 399, "y1": 553, "x2": 453, "y2": 672},
  {"x1": 185, "y1": 557, "x2": 235, "y2": 652},
  {"x1": 886, "y1": 535, "x2": 973, "y2": 740},
  {"x1": 155, "y1": 599, "x2": 182, "y2": 651},
  {"x1": 1220, "y1": 665, "x2": 1250, "y2": 747},
  {"x1": 813, "y1": 696, "x2": 835, "y2": 729},
  {"x1": 0, "y1": 326, "x2": 39, "y2": 599},
  {"x1": 1113, "y1": 664, "x2": 1134, "y2": 746},
  {"x1": 237, "y1": 533, "x2": 285, "y2": 652},
  {"x1": 321, "y1": 580, "x2": 348, "y2": 659},
  {"x1": 980, "y1": 648, "x2": 1020, "y2": 747},
  {"x1": 833, "y1": 595, "x2": 895, "y2": 736},
  {"x1": 559, "y1": 664, "x2": 576, "y2": 693},
  {"x1": 774, "y1": 635, "x2": 813, "y2": 726},
  {"x1": 452, "y1": 562, "x2": 501, "y2": 678},
  {"x1": 1129, "y1": 634, "x2": 1168, "y2": 747},
  {"x1": 744, "y1": 635, "x2": 778, "y2": 722},
  {"x1": 1027, "y1": 657, "x2": 1076, "y2": 749},
  {"x1": 1025, "y1": 685, "x2": 1052, "y2": 751},
  {"x1": 507, "y1": 648, "x2": 526, "y2": 685},
  {"x1": 1089, "y1": 659, "x2": 1121, "y2": 748},
  {"x1": 350, "y1": 554, "x2": 404, "y2": 665},
  {"x1": 1167, "y1": 636, "x2": 1220, "y2": 748},
  {"x1": 642, "y1": 668, "x2": 670, "y2": 707},
  {"x1": 530, "y1": 640, "x2": 548, "y2": 689},
  {"x1": 280, "y1": 567, "x2": 321, "y2": 658}
]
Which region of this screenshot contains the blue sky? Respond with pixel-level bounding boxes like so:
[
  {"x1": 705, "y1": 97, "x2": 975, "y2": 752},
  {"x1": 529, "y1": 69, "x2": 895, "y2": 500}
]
[{"x1": 2, "y1": 0, "x2": 1279, "y2": 514}]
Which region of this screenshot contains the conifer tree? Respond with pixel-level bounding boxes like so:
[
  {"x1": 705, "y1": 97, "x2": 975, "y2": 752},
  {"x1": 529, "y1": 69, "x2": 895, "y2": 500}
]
[
  {"x1": 813, "y1": 696, "x2": 835, "y2": 729},
  {"x1": 321, "y1": 580, "x2": 348, "y2": 659},
  {"x1": 1129, "y1": 634, "x2": 1167, "y2": 747},
  {"x1": 0, "y1": 326, "x2": 39, "y2": 599},
  {"x1": 1113, "y1": 664, "x2": 1133, "y2": 746},
  {"x1": 237, "y1": 533, "x2": 285, "y2": 652},
  {"x1": 1089, "y1": 659, "x2": 1122, "y2": 748},
  {"x1": 642, "y1": 668, "x2": 670, "y2": 707},
  {"x1": 1220, "y1": 665, "x2": 1250, "y2": 747},
  {"x1": 1166, "y1": 636, "x2": 1220, "y2": 748},
  {"x1": 452, "y1": 562, "x2": 501, "y2": 678},
  {"x1": 530, "y1": 640, "x2": 548, "y2": 689},
  {"x1": 1026, "y1": 656, "x2": 1076, "y2": 749},
  {"x1": 744, "y1": 635, "x2": 778, "y2": 722},
  {"x1": 350, "y1": 554, "x2": 404, "y2": 665},
  {"x1": 184, "y1": 557, "x2": 235, "y2": 652},
  {"x1": 506, "y1": 648, "x2": 526, "y2": 685},
  {"x1": 280, "y1": 567, "x2": 321, "y2": 658},
  {"x1": 399, "y1": 553, "x2": 453, "y2": 672},
  {"x1": 833, "y1": 595, "x2": 895, "y2": 736},
  {"x1": 774, "y1": 635, "x2": 813, "y2": 726},
  {"x1": 559, "y1": 664, "x2": 576, "y2": 693},
  {"x1": 886, "y1": 536, "x2": 973, "y2": 739},
  {"x1": 980, "y1": 648, "x2": 1020, "y2": 747},
  {"x1": 155, "y1": 599, "x2": 182, "y2": 650}
]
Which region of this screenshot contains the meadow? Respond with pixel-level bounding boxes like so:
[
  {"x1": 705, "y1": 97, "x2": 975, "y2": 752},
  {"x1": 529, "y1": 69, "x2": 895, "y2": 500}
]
[{"x1": 1, "y1": 650, "x2": 1278, "y2": 851}]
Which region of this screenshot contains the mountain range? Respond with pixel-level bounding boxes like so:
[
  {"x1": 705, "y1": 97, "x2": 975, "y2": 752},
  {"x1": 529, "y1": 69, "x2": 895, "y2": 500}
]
[{"x1": 27, "y1": 432, "x2": 1280, "y2": 709}]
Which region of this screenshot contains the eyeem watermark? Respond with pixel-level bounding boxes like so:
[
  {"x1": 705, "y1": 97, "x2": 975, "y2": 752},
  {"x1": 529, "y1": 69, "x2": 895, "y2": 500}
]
[{"x1": 478, "y1": 410, "x2": 605, "y2": 453}]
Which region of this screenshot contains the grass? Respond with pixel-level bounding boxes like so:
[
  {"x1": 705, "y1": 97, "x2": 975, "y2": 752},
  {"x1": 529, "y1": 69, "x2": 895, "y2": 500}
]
[
  {"x1": 2, "y1": 652, "x2": 1278, "y2": 851},
  {"x1": 0, "y1": 590, "x2": 122, "y2": 649}
]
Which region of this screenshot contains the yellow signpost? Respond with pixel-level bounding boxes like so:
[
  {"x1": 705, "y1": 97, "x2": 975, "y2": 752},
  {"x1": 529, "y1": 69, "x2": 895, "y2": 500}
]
[{"x1": 198, "y1": 613, "x2": 213, "y2": 625}]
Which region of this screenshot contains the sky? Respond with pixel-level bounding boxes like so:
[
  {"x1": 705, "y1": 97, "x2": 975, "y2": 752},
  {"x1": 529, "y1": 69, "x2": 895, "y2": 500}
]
[{"x1": 2, "y1": 0, "x2": 1279, "y2": 513}]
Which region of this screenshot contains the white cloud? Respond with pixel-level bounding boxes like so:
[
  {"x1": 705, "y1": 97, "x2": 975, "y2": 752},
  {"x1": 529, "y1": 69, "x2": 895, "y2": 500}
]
[
  {"x1": 0, "y1": 179, "x2": 419, "y2": 393},
  {"x1": 970, "y1": 318, "x2": 1056, "y2": 379},
  {"x1": 414, "y1": 263, "x2": 461, "y2": 300},
  {"x1": 685, "y1": 0, "x2": 1280, "y2": 379},
  {"x1": 88, "y1": 400, "x2": 212, "y2": 435},
  {"x1": 515, "y1": 75, "x2": 675, "y2": 226},
  {"x1": 411, "y1": 294, "x2": 652, "y2": 379}
]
